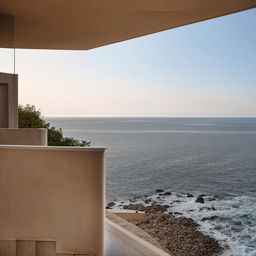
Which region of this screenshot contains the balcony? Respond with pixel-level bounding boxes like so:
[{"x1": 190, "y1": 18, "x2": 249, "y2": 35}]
[{"x1": 0, "y1": 143, "x2": 170, "y2": 256}]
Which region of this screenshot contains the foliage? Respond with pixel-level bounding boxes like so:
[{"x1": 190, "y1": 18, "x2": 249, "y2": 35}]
[
  {"x1": 18, "y1": 104, "x2": 48, "y2": 129},
  {"x1": 18, "y1": 105, "x2": 90, "y2": 147}
]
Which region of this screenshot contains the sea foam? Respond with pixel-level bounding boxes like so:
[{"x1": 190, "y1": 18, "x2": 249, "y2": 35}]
[{"x1": 114, "y1": 192, "x2": 256, "y2": 256}]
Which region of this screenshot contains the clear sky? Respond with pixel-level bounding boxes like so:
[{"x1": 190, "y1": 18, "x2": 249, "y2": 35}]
[{"x1": 1, "y1": 8, "x2": 256, "y2": 117}]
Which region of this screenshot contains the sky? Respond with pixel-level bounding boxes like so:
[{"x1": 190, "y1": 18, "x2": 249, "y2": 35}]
[{"x1": 1, "y1": 8, "x2": 256, "y2": 117}]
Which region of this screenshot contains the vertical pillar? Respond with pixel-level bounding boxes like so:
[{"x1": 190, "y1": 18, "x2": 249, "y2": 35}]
[{"x1": 0, "y1": 72, "x2": 18, "y2": 128}]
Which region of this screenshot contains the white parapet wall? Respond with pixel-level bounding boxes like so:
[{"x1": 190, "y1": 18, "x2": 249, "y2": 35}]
[
  {"x1": 0, "y1": 128, "x2": 48, "y2": 146},
  {"x1": 0, "y1": 145, "x2": 105, "y2": 256}
]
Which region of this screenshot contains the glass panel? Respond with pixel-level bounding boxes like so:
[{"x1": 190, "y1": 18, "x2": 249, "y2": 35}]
[{"x1": 0, "y1": 14, "x2": 15, "y2": 74}]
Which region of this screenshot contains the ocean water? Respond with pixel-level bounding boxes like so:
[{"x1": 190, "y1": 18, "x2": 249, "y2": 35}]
[{"x1": 47, "y1": 117, "x2": 256, "y2": 256}]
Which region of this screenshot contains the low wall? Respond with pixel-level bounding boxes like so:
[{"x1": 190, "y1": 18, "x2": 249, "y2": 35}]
[
  {"x1": 0, "y1": 145, "x2": 105, "y2": 256},
  {"x1": 0, "y1": 128, "x2": 47, "y2": 145},
  {"x1": 105, "y1": 218, "x2": 171, "y2": 256}
]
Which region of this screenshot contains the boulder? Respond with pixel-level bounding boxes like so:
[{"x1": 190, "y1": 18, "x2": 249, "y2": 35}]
[
  {"x1": 186, "y1": 193, "x2": 194, "y2": 198},
  {"x1": 195, "y1": 196, "x2": 205, "y2": 204},
  {"x1": 107, "y1": 202, "x2": 115, "y2": 208}
]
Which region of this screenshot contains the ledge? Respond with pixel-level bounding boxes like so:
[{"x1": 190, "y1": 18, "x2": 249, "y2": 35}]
[
  {"x1": 0, "y1": 144, "x2": 106, "y2": 151},
  {"x1": 105, "y1": 215, "x2": 171, "y2": 256},
  {"x1": 0, "y1": 128, "x2": 47, "y2": 146}
]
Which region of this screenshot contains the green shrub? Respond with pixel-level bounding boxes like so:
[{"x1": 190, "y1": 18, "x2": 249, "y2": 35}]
[{"x1": 18, "y1": 104, "x2": 90, "y2": 147}]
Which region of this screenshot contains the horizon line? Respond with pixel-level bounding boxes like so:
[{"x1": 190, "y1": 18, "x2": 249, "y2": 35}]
[{"x1": 45, "y1": 115, "x2": 256, "y2": 118}]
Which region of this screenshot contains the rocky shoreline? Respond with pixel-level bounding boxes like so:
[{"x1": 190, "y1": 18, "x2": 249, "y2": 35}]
[{"x1": 107, "y1": 190, "x2": 222, "y2": 256}]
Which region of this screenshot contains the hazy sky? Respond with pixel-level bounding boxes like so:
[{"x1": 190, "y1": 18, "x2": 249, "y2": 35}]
[{"x1": 1, "y1": 9, "x2": 256, "y2": 116}]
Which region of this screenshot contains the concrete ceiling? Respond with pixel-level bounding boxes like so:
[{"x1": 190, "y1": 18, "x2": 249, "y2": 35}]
[{"x1": 0, "y1": 0, "x2": 256, "y2": 50}]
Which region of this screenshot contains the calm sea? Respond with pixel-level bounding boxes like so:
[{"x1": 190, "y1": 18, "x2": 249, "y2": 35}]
[{"x1": 47, "y1": 117, "x2": 256, "y2": 256}]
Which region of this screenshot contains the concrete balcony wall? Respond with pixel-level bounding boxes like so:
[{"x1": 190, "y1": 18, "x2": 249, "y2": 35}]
[
  {"x1": 105, "y1": 218, "x2": 171, "y2": 256},
  {"x1": 0, "y1": 128, "x2": 47, "y2": 146},
  {"x1": 0, "y1": 146, "x2": 105, "y2": 256}
]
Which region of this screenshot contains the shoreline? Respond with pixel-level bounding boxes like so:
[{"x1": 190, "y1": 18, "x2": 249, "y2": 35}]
[
  {"x1": 107, "y1": 191, "x2": 222, "y2": 256},
  {"x1": 112, "y1": 209, "x2": 221, "y2": 256},
  {"x1": 107, "y1": 190, "x2": 256, "y2": 256}
]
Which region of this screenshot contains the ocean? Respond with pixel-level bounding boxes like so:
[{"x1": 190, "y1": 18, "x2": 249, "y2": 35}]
[{"x1": 47, "y1": 117, "x2": 256, "y2": 256}]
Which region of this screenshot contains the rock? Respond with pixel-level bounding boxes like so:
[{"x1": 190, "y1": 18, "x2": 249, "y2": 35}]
[
  {"x1": 195, "y1": 196, "x2": 205, "y2": 204},
  {"x1": 186, "y1": 193, "x2": 194, "y2": 198},
  {"x1": 199, "y1": 194, "x2": 207, "y2": 197},
  {"x1": 123, "y1": 203, "x2": 169, "y2": 213},
  {"x1": 201, "y1": 216, "x2": 218, "y2": 221},
  {"x1": 123, "y1": 203, "x2": 145, "y2": 211},
  {"x1": 136, "y1": 212, "x2": 220, "y2": 256},
  {"x1": 163, "y1": 191, "x2": 172, "y2": 196},
  {"x1": 156, "y1": 189, "x2": 164, "y2": 193},
  {"x1": 107, "y1": 202, "x2": 115, "y2": 208},
  {"x1": 174, "y1": 212, "x2": 183, "y2": 215},
  {"x1": 144, "y1": 199, "x2": 151, "y2": 204}
]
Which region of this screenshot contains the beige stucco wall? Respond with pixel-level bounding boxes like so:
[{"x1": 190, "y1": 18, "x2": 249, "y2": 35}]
[
  {"x1": 0, "y1": 72, "x2": 18, "y2": 128},
  {"x1": 0, "y1": 128, "x2": 47, "y2": 145},
  {"x1": 0, "y1": 146, "x2": 105, "y2": 256}
]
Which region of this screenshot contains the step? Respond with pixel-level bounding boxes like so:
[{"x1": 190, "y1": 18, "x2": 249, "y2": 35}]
[
  {"x1": 0, "y1": 240, "x2": 92, "y2": 256},
  {"x1": 57, "y1": 254, "x2": 93, "y2": 256},
  {"x1": 36, "y1": 241, "x2": 56, "y2": 256},
  {"x1": 0, "y1": 240, "x2": 16, "y2": 256},
  {"x1": 16, "y1": 240, "x2": 36, "y2": 256}
]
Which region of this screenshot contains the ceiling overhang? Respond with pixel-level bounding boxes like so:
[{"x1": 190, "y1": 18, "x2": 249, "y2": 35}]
[{"x1": 0, "y1": 0, "x2": 256, "y2": 50}]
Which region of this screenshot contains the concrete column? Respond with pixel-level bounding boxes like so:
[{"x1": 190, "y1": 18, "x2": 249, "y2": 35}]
[{"x1": 0, "y1": 72, "x2": 18, "y2": 128}]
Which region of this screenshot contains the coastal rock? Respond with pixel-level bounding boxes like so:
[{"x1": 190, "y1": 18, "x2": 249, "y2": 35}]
[
  {"x1": 107, "y1": 202, "x2": 115, "y2": 208},
  {"x1": 201, "y1": 216, "x2": 218, "y2": 221},
  {"x1": 156, "y1": 189, "x2": 164, "y2": 193},
  {"x1": 137, "y1": 213, "x2": 220, "y2": 256},
  {"x1": 163, "y1": 191, "x2": 172, "y2": 196},
  {"x1": 144, "y1": 199, "x2": 151, "y2": 204},
  {"x1": 187, "y1": 193, "x2": 194, "y2": 198},
  {"x1": 123, "y1": 203, "x2": 169, "y2": 213},
  {"x1": 123, "y1": 203, "x2": 145, "y2": 211},
  {"x1": 196, "y1": 196, "x2": 205, "y2": 204}
]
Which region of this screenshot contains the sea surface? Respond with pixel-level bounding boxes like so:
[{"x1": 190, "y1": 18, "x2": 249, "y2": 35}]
[{"x1": 47, "y1": 117, "x2": 256, "y2": 256}]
